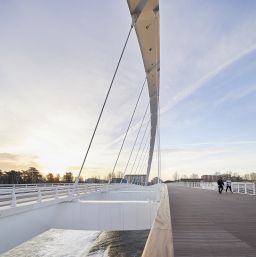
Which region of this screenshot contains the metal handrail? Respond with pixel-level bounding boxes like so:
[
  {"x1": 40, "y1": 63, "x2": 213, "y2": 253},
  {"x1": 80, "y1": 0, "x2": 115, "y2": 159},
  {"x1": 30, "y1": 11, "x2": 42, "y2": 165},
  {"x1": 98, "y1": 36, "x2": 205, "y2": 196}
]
[
  {"x1": 180, "y1": 181, "x2": 256, "y2": 195},
  {"x1": 0, "y1": 183, "x2": 106, "y2": 209}
]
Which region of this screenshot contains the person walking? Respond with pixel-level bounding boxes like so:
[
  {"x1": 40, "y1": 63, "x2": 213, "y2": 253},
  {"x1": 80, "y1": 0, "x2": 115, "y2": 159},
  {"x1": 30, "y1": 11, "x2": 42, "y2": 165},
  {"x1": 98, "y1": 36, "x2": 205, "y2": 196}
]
[
  {"x1": 217, "y1": 177, "x2": 224, "y2": 194},
  {"x1": 226, "y1": 179, "x2": 232, "y2": 192}
]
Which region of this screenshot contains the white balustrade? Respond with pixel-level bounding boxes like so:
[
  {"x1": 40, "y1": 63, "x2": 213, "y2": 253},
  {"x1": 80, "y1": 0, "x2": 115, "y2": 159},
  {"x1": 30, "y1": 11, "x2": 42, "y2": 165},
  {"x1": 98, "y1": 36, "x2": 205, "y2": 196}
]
[
  {"x1": 181, "y1": 181, "x2": 256, "y2": 196},
  {"x1": 0, "y1": 183, "x2": 112, "y2": 209}
]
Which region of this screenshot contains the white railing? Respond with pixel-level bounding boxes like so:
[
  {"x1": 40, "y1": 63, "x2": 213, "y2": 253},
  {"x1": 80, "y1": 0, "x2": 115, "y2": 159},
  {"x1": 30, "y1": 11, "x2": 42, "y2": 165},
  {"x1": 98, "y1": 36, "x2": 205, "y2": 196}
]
[
  {"x1": 0, "y1": 183, "x2": 106, "y2": 209},
  {"x1": 180, "y1": 181, "x2": 256, "y2": 195}
]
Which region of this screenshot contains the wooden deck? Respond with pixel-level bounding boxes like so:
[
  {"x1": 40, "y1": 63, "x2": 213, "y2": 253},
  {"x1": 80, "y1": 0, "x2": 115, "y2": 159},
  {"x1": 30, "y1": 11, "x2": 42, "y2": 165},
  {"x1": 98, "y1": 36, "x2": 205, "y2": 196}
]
[{"x1": 168, "y1": 184, "x2": 256, "y2": 257}]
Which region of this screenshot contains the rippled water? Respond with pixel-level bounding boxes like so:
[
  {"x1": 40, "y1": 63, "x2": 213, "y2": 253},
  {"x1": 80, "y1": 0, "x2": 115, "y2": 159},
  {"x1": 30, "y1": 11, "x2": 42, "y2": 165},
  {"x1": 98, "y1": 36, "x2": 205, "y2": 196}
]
[
  {"x1": 88, "y1": 230, "x2": 149, "y2": 257},
  {"x1": 1, "y1": 229, "x2": 149, "y2": 257}
]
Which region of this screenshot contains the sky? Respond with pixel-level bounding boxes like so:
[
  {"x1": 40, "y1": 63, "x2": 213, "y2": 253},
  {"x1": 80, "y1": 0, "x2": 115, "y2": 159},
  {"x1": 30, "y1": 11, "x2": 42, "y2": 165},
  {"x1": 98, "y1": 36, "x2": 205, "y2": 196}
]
[{"x1": 0, "y1": 0, "x2": 256, "y2": 180}]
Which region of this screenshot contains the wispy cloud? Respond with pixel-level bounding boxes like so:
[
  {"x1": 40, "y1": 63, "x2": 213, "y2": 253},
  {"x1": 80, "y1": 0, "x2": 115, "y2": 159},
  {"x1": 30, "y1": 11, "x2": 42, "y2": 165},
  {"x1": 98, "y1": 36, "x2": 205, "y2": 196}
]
[
  {"x1": 0, "y1": 152, "x2": 39, "y2": 171},
  {"x1": 161, "y1": 44, "x2": 256, "y2": 114},
  {"x1": 166, "y1": 140, "x2": 256, "y2": 148},
  {"x1": 214, "y1": 84, "x2": 256, "y2": 106}
]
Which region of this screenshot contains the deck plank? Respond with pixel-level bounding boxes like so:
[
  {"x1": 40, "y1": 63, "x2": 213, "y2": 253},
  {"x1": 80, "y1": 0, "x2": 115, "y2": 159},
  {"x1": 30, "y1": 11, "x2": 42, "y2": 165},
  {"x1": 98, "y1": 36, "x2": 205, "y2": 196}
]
[{"x1": 168, "y1": 184, "x2": 256, "y2": 257}]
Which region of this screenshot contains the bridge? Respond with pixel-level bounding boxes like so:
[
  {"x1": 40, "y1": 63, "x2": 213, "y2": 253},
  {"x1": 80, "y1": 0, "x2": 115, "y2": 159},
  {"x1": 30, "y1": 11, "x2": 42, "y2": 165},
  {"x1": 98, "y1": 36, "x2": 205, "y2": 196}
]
[
  {"x1": 169, "y1": 183, "x2": 256, "y2": 257},
  {"x1": 0, "y1": 0, "x2": 163, "y2": 255},
  {"x1": 1, "y1": 0, "x2": 255, "y2": 256},
  {"x1": 1, "y1": 182, "x2": 256, "y2": 256}
]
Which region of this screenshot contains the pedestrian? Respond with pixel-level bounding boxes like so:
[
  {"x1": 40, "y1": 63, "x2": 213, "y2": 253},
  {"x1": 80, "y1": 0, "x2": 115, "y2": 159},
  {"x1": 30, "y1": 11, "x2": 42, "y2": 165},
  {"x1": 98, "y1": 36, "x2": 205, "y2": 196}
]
[
  {"x1": 217, "y1": 177, "x2": 224, "y2": 194},
  {"x1": 226, "y1": 179, "x2": 232, "y2": 192}
]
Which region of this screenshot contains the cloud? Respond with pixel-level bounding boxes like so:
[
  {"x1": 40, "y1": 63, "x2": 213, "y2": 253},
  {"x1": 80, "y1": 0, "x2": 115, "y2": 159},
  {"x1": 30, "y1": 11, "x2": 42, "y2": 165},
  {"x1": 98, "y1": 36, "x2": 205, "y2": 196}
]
[
  {"x1": 165, "y1": 140, "x2": 256, "y2": 148},
  {"x1": 0, "y1": 152, "x2": 39, "y2": 171},
  {"x1": 214, "y1": 84, "x2": 256, "y2": 106},
  {"x1": 161, "y1": 44, "x2": 256, "y2": 115},
  {"x1": 1, "y1": 1, "x2": 256, "y2": 179},
  {"x1": 159, "y1": 147, "x2": 231, "y2": 163},
  {"x1": 0, "y1": 153, "x2": 20, "y2": 162}
]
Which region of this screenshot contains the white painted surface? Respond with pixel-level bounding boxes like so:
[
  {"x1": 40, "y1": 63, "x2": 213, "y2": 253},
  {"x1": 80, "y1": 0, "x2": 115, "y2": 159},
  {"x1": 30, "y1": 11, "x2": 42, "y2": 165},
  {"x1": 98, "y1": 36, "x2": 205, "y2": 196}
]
[
  {"x1": 0, "y1": 203, "x2": 58, "y2": 254},
  {"x1": 0, "y1": 184, "x2": 160, "y2": 254},
  {"x1": 127, "y1": 0, "x2": 160, "y2": 182},
  {"x1": 54, "y1": 200, "x2": 158, "y2": 231},
  {"x1": 0, "y1": 183, "x2": 106, "y2": 209}
]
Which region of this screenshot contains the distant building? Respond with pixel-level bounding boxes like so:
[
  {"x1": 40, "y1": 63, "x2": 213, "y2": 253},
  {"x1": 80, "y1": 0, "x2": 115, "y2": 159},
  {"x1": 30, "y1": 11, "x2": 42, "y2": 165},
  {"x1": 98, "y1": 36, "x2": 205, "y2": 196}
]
[
  {"x1": 124, "y1": 174, "x2": 146, "y2": 185},
  {"x1": 111, "y1": 178, "x2": 122, "y2": 183},
  {"x1": 201, "y1": 174, "x2": 243, "y2": 182},
  {"x1": 85, "y1": 178, "x2": 108, "y2": 184},
  {"x1": 201, "y1": 175, "x2": 219, "y2": 182},
  {"x1": 151, "y1": 177, "x2": 163, "y2": 184},
  {"x1": 180, "y1": 178, "x2": 201, "y2": 182}
]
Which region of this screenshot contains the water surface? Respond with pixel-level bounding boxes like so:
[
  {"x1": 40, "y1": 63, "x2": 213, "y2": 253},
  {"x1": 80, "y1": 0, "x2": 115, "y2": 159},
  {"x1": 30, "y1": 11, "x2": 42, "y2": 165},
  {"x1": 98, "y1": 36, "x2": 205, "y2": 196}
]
[{"x1": 1, "y1": 229, "x2": 149, "y2": 257}]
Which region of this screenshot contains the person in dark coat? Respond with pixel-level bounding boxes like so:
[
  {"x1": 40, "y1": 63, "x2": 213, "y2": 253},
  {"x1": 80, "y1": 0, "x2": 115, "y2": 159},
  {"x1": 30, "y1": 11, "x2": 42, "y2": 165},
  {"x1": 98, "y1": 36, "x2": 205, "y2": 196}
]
[{"x1": 217, "y1": 177, "x2": 224, "y2": 194}]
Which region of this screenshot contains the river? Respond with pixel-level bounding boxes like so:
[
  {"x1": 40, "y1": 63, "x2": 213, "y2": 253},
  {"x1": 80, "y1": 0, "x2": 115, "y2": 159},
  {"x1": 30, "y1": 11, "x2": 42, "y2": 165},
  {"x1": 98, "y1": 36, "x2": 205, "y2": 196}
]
[{"x1": 1, "y1": 229, "x2": 149, "y2": 257}]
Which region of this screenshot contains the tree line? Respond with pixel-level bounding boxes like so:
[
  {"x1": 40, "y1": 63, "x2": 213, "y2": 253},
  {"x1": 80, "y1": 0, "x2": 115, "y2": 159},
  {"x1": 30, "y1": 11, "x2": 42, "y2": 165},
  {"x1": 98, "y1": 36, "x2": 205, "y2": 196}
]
[
  {"x1": 0, "y1": 167, "x2": 78, "y2": 184},
  {"x1": 172, "y1": 171, "x2": 256, "y2": 181}
]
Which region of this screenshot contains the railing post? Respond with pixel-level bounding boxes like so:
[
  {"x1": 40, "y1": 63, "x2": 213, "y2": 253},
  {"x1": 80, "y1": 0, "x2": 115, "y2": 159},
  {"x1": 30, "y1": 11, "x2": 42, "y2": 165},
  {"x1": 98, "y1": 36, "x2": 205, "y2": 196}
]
[
  {"x1": 73, "y1": 185, "x2": 76, "y2": 197},
  {"x1": 55, "y1": 186, "x2": 59, "y2": 199},
  {"x1": 37, "y1": 188, "x2": 42, "y2": 203},
  {"x1": 77, "y1": 185, "x2": 80, "y2": 196},
  {"x1": 68, "y1": 185, "x2": 74, "y2": 199},
  {"x1": 245, "y1": 183, "x2": 247, "y2": 194},
  {"x1": 11, "y1": 188, "x2": 17, "y2": 207}
]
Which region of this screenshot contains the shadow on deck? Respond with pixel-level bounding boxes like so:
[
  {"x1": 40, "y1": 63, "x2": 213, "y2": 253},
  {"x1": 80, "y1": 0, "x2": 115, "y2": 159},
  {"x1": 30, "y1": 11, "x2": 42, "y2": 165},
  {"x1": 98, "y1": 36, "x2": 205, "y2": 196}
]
[{"x1": 168, "y1": 184, "x2": 256, "y2": 257}]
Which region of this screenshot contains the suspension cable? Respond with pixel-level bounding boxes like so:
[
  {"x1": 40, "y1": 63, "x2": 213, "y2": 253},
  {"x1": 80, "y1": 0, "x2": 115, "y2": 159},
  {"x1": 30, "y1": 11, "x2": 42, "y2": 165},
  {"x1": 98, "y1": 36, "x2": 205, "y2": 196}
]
[
  {"x1": 132, "y1": 132, "x2": 150, "y2": 180},
  {"x1": 157, "y1": 116, "x2": 161, "y2": 183},
  {"x1": 75, "y1": 25, "x2": 133, "y2": 185},
  {"x1": 136, "y1": 144, "x2": 149, "y2": 177},
  {"x1": 132, "y1": 143, "x2": 150, "y2": 184},
  {"x1": 136, "y1": 152, "x2": 149, "y2": 184},
  {"x1": 111, "y1": 77, "x2": 147, "y2": 179},
  {"x1": 131, "y1": 120, "x2": 150, "y2": 174},
  {"x1": 129, "y1": 119, "x2": 150, "y2": 175},
  {"x1": 123, "y1": 102, "x2": 149, "y2": 176}
]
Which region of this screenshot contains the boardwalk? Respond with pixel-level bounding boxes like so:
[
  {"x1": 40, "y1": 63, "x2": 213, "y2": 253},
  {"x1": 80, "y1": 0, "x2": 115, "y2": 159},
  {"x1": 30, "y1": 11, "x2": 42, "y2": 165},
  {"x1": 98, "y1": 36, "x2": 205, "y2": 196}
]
[{"x1": 168, "y1": 184, "x2": 256, "y2": 257}]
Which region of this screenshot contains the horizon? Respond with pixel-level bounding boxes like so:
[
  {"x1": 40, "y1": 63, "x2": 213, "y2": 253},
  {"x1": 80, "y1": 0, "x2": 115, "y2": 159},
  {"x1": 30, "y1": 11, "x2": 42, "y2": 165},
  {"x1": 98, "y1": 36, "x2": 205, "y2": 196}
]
[
  {"x1": 1, "y1": 0, "x2": 256, "y2": 181},
  {"x1": 0, "y1": 165, "x2": 255, "y2": 182}
]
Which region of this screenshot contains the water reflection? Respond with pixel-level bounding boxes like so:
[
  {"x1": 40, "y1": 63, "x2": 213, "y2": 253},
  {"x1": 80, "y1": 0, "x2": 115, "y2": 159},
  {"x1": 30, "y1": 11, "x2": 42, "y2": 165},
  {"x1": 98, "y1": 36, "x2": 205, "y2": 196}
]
[
  {"x1": 89, "y1": 230, "x2": 149, "y2": 257},
  {"x1": 1, "y1": 229, "x2": 149, "y2": 257}
]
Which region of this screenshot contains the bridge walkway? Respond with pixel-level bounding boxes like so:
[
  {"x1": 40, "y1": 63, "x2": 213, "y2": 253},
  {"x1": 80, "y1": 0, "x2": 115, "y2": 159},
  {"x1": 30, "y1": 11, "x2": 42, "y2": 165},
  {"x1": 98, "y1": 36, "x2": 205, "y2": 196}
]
[{"x1": 167, "y1": 184, "x2": 256, "y2": 257}]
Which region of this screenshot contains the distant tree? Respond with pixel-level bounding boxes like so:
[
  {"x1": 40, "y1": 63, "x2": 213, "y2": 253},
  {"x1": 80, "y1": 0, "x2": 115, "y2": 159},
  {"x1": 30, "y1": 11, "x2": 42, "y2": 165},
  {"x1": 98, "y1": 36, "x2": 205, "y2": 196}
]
[
  {"x1": 0, "y1": 170, "x2": 3, "y2": 183},
  {"x1": 190, "y1": 173, "x2": 199, "y2": 179},
  {"x1": 54, "y1": 174, "x2": 60, "y2": 183},
  {"x1": 0, "y1": 170, "x2": 8, "y2": 184},
  {"x1": 243, "y1": 173, "x2": 251, "y2": 181},
  {"x1": 226, "y1": 171, "x2": 233, "y2": 176},
  {"x1": 62, "y1": 172, "x2": 73, "y2": 183},
  {"x1": 106, "y1": 172, "x2": 112, "y2": 181},
  {"x1": 46, "y1": 173, "x2": 55, "y2": 183},
  {"x1": 250, "y1": 172, "x2": 256, "y2": 181},
  {"x1": 116, "y1": 171, "x2": 124, "y2": 178},
  {"x1": 233, "y1": 172, "x2": 240, "y2": 178},
  {"x1": 173, "y1": 171, "x2": 179, "y2": 181},
  {"x1": 5, "y1": 170, "x2": 23, "y2": 184},
  {"x1": 22, "y1": 167, "x2": 44, "y2": 183}
]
